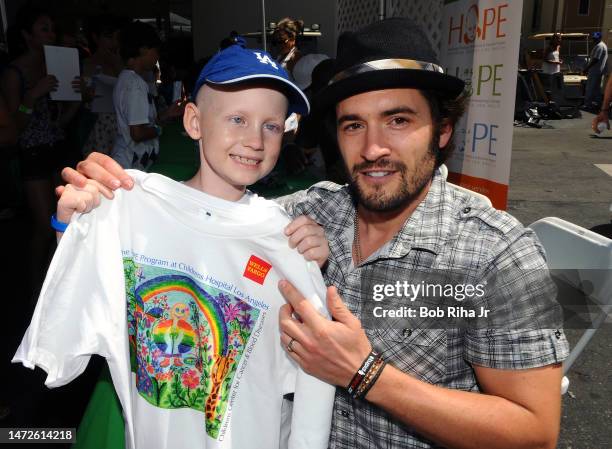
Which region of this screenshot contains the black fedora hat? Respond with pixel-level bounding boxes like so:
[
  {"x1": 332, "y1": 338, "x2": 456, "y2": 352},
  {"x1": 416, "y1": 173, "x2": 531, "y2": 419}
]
[{"x1": 314, "y1": 17, "x2": 465, "y2": 113}]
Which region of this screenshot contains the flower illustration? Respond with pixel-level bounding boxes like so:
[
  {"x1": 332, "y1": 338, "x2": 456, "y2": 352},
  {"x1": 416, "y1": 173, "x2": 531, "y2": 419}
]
[
  {"x1": 239, "y1": 313, "x2": 254, "y2": 330},
  {"x1": 238, "y1": 301, "x2": 251, "y2": 311},
  {"x1": 156, "y1": 371, "x2": 173, "y2": 382},
  {"x1": 181, "y1": 369, "x2": 200, "y2": 389},
  {"x1": 217, "y1": 293, "x2": 231, "y2": 307},
  {"x1": 224, "y1": 303, "x2": 241, "y2": 322}
]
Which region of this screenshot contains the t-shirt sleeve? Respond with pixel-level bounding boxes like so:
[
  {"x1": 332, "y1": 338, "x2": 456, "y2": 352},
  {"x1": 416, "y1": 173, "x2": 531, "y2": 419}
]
[
  {"x1": 12, "y1": 198, "x2": 125, "y2": 387},
  {"x1": 464, "y1": 230, "x2": 570, "y2": 369},
  {"x1": 279, "y1": 259, "x2": 334, "y2": 449},
  {"x1": 123, "y1": 77, "x2": 150, "y2": 126}
]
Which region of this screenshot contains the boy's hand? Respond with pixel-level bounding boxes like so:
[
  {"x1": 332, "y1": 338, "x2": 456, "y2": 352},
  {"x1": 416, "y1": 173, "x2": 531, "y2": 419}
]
[
  {"x1": 56, "y1": 180, "x2": 114, "y2": 224},
  {"x1": 61, "y1": 152, "x2": 134, "y2": 191},
  {"x1": 285, "y1": 215, "x2": 329, "y2": 268}
]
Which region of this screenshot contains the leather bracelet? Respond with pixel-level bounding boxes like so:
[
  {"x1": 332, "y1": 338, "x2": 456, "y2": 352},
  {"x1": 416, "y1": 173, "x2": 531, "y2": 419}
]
[
  {"x1": 51, "y1": 214, "x2": 69, "y2": 232},
  {"x1": 347, "y1": 350, "x2": 379, "y2": 397},
  {"x1": 354, "y1": 356, "x2": 386, "y2": 400}
]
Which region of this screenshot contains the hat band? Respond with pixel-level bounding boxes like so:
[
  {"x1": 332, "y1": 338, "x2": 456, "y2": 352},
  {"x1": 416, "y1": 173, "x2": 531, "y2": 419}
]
[{"x1": 330, "y1": 58, "x2": 445, "y2": 85}]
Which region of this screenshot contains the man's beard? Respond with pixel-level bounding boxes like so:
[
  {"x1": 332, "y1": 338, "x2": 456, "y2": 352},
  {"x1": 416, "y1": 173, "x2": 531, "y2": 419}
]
[{"x1": 347, "y1": 141, "x2": 438, "y2": 213}]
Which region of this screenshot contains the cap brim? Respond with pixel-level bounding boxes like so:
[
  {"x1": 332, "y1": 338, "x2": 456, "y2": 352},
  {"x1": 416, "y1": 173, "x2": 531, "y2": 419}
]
[
  {"x1": 206, "y1": 74, "x2": 310, "y2": 115},
  {"x1": 313, "y1": 69, "x2": 465, "y2": 115}
]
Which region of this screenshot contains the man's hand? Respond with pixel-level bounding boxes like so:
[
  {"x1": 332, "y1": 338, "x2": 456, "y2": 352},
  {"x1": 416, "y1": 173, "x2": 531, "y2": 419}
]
[
  {"x1": 278, "y1": 281, "x2": 372, "y2": 386},
  {"x1": 284, "y1": 215, "x2": 329, "y2": 268},
  {"x1": 61, "y1": 152, "x2": 134, "y2": 191},
  {"x1": 592, "y1": 110, "x2": 610, "y2": 133}
]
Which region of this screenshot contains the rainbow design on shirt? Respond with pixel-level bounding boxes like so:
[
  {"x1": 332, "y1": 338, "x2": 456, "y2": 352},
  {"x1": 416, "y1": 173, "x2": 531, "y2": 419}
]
[
  {"x1": 123, "y1": 258, "x2": 261, "y2": 439},
  {"x1": 137, "y1": 275, "x2": 229, "y2": 356}
]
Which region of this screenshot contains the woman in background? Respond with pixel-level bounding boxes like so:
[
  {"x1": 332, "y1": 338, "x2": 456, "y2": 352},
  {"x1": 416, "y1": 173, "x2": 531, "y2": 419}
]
[
  {"x1": 272, "y1": 17, "x2": 303, "y2": 75},
  {"x1": 1, "y1": 5, "x2": 81, "y2": 299}
]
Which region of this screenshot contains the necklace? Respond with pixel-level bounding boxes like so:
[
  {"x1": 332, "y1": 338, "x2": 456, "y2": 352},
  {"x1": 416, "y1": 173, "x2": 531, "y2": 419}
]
[{"x1": 353, "y1": 213, "x2": 362, "y2": 266}]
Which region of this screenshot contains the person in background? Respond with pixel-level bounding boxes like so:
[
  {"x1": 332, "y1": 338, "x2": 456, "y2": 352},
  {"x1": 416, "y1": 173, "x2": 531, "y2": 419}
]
[
  {"x1": 583, "y1": 31, "x2": 608, "y2": 111},
  {"x1": 81, "y1": 14, "x2": 124, "y2": 156},
  {"x1": 111, "y1": 21, "x2": 183, "y2": 170},
  {"x1": 542, "y1": 33, "x2": 562, "y2": 75},
  {"x1": 272, "y1": 17, "x2": 303, "y2": 76},
  {"x1": 288, "y1": 53, "x2": 330, "y2": 180},
  {"x1": 0, "y1": 4, "x2": 81, "y2": 300},
  {"x1": 0, "y1": 92, "x2": 18, "y2": 220}
]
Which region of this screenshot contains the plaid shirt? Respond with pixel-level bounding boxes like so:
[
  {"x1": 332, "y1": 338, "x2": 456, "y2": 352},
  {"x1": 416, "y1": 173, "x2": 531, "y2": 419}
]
[{"x1": 277, "y1": 173, "x2": 570, "y2": 449}]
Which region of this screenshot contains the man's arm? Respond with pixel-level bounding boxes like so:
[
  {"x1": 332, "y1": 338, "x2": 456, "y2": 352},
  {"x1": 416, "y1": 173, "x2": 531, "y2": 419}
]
[
  {"x1": 366, "y1": 361, "x2": 562, "y2": 449},
  {"x1": 593, "y1": 75, "x2": 612, "y2": 132},
  {"x1": 584, "y1": 45, "x2": 604, "y2": 73},
  {"x1": 129, "y1": 124, "x2": 158, "y2": 143},
  {"x1": 279, "y1": 283, "x2": 563, "y2": 449}
]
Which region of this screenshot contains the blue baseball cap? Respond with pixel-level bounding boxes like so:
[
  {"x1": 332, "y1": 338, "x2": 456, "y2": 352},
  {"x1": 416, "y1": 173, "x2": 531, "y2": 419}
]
[
  {"x1": 192, "y1": 42, "x2": 309, "y2": 115},
  {"x1": 592, "y1": 31, "x2": 602, "y2": 39}
]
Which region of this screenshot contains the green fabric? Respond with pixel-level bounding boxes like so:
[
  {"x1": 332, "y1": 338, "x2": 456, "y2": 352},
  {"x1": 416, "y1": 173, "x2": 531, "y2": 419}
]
[{"x1": 72, "y1": 367, "x2": 124, "y2": 449}]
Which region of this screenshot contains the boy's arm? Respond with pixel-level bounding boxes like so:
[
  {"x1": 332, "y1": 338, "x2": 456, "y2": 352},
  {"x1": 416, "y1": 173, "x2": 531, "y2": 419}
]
[{"x1": 55, "y1": 181, "x2": 114, "y2": 240}]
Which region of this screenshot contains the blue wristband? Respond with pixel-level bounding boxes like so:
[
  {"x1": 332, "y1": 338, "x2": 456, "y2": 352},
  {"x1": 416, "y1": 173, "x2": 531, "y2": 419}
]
[{"x1": 51, "y1": 214, "x2": 69, "y2": 232}]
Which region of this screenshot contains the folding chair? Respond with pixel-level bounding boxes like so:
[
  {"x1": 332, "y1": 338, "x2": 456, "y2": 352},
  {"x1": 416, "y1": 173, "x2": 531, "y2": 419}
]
[{"x1": 528, "y1": 217, "x2": 612, "y2": 394}]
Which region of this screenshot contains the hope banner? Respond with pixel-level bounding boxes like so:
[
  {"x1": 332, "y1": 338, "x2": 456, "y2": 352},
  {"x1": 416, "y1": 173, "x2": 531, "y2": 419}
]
[{"x1": 440, "y1": 0, "x2": 523, "y2": 210}]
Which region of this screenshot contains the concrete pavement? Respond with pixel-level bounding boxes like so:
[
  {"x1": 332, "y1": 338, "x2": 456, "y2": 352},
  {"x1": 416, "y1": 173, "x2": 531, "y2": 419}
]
[{"x1": 508, "y1": 111, "x2": 612, "y2": 449}]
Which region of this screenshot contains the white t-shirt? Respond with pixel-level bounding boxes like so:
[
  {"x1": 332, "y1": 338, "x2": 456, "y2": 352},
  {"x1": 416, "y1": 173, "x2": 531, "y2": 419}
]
[
  {"x1": 589, "y1": 41, "x2": 609, "y2": 76},
  {"x1": 112, "y1": 70, "x2": 159, "y2": 170},
  {"x1": 14, "y1": 170, "x2": 334, "y2": 449}
]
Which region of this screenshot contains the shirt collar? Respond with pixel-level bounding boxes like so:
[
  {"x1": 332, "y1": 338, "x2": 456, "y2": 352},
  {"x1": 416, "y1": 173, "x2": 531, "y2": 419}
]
[{"x1": 325, "y1": 170, "x2": 457, "y2": 266}]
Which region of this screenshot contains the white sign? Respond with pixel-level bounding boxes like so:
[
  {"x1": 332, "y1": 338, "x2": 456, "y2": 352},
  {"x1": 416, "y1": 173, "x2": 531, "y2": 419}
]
[
  {"x1": 44, "y1": 45, "x2": 81, "y2": 102},
  {"x1": 439, "y1": 0, "x2": 523, "y2": 209}
]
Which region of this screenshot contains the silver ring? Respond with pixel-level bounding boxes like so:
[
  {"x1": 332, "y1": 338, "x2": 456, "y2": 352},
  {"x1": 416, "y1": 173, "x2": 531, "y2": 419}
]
[{"x1": 287, "y1": 338, "x2": 297, "y2": 353}]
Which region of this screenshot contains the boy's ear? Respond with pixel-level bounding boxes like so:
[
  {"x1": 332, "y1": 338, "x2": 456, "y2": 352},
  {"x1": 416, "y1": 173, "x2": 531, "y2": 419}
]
[{"x1": 183, "y1": 102, "x2": 202, "y2": 140}]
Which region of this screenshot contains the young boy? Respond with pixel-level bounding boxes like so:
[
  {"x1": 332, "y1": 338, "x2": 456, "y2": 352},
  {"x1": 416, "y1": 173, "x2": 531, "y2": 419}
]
[
  {"x1": 14, "y1": 42, "x2": 334, "y2": 449},
  {"x1": 111, "y1": 21, "x2": 184, "y2": 170}
]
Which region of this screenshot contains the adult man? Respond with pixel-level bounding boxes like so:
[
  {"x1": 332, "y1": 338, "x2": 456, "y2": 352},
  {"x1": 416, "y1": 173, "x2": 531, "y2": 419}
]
[
  {"x1": 584, "y1": 31, "x2": 608, "y2": 110},
  {"x1": 62, "y1": 18, "x2": 569, "y2": 449}
]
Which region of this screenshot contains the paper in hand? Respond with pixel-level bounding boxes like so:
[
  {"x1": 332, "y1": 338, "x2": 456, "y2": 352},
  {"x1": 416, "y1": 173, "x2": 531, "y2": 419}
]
[{"x1": 44, "y1": 45, "x2": 81, "y2": 101}]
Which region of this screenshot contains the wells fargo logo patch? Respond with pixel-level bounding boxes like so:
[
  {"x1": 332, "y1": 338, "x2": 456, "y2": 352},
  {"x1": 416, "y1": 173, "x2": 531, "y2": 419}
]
[{"x1": 243, "y1": 255, "x2": 272, "y2": 285}]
